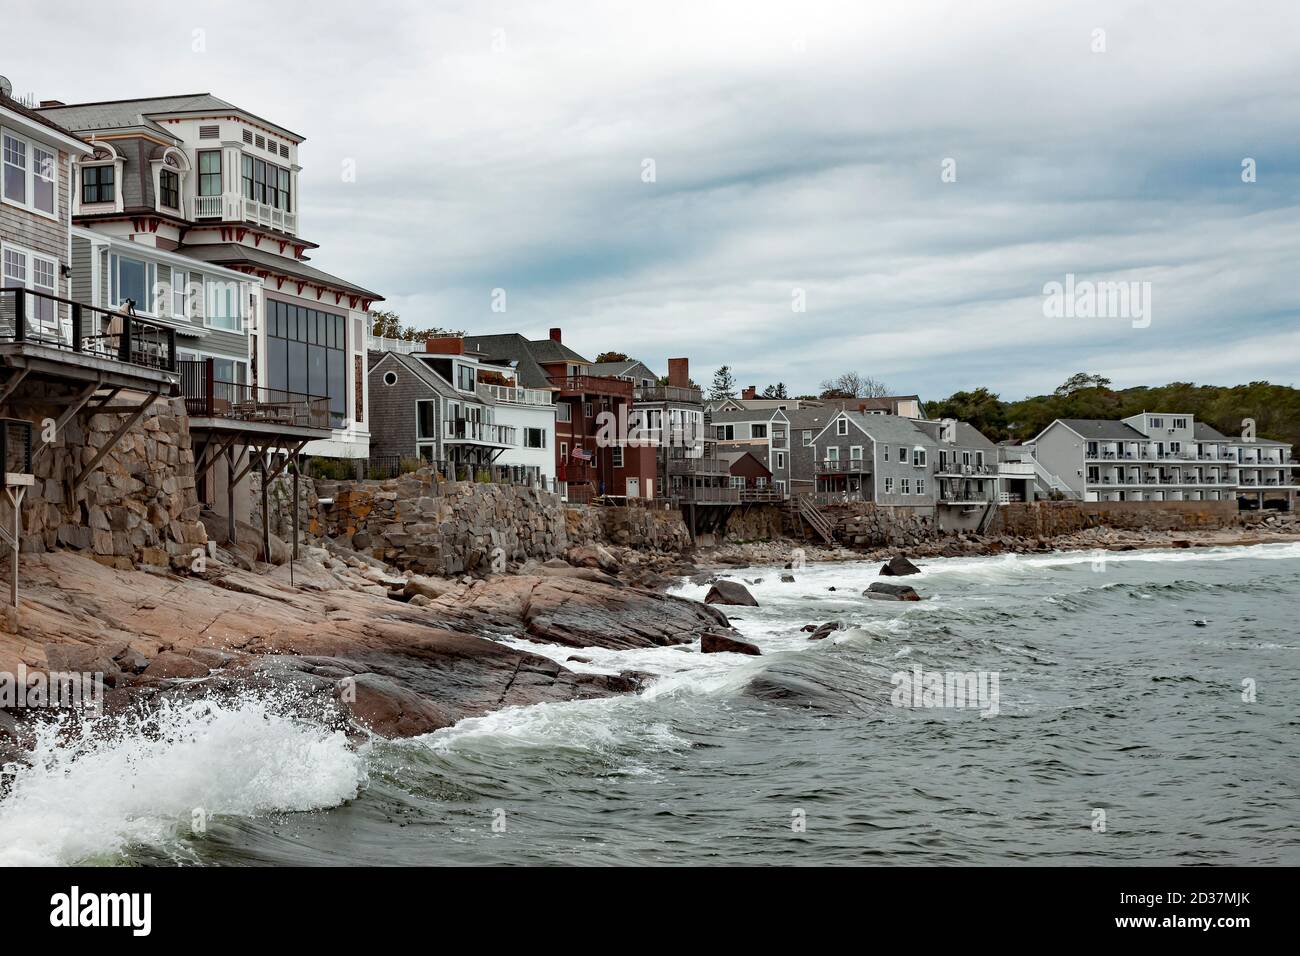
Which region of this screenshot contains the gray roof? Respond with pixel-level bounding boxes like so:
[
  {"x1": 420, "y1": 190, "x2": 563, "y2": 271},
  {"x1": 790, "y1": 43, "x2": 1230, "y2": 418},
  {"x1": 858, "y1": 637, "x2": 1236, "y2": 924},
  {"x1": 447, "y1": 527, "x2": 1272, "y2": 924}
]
[
  {"x1": 39, "y1": 93, "x2": 303, "y2": 141},
  {"x1": 1055, "y1": 419, "x2": 1149, "y2": 441},
  {"x1": 787, "y1": 407, "x2": 834, "y2": 432},
  {"x1": 913, "y1": 419, "x2": 997, "y2": 449},
  {"x1": 177, "y1": 243, "x2": 383, "y2": 301},
  {"x1": 464, "y1": 333, "x2": 592, "y2": 389},
  {"x1": 828, "y1": 412, "x2": 934, "y2": 447},
  {"x1": 709, "y1": 407, "x2": 787, "y2": 424},
  {"x1": 2, "y1": 91, "x2": 85, "y2": 142},
  {"x1": 720, "y1": 444, "x2": 771, "y2": 472},
  {"x1": 1193, "y1": 422, "x2": 1230, "y2": 441}
]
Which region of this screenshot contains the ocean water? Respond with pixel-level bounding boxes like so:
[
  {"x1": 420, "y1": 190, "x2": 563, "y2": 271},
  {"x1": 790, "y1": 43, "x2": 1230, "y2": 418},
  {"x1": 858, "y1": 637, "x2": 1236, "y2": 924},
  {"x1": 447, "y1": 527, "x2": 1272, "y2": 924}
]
[{"x1": 3, "y1": 543, "x2": 1298, "y2": 866}]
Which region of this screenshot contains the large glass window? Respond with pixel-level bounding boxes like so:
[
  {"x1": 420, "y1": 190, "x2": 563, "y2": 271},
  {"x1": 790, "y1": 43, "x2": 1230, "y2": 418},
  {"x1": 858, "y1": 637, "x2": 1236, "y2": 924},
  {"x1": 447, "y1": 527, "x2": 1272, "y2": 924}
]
[
  {"x1": 82, "y1": 164, "x2": 114, "y2": 204},
  {"x1": 241, "y1": 154, "x2": 292, "y2": 210},
  {"x1": 204, "y1": 278, "x2": 241, "y2": 331},
  {"x1": 417, "y1": 401, "x2": 436, "y2": 440},
  {"x1": 266, "y1": 298, "x2": 348, "y2": 427},
  {"x1": 3, "y1": 246, "x2": 58, "y2": 330},
  {"x1": 198, "y1": 150, "x2": 222, "y2": 197},
  {"x1": 33, "y1": 146, "x2": 55, "y2": 214},
  {"x1": 110, "y1": 254, "x2": 156, "y2": 313}
]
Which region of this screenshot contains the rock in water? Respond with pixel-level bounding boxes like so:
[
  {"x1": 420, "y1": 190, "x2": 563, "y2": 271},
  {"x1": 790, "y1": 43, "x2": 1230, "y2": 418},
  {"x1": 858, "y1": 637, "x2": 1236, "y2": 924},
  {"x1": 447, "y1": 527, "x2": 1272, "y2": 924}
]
[
  {"x1": 864, "y1": 582, "x2": 921, "y2": 601},
  {"x1": 879, "y1": 556, "x2": 921, "y2": 576},
  {"x1": 808, "y1": 622, "x2": 842, "y2": 641},
  {"x1": 701, "y1": 631, "x2": 762, "y2": 655},
  {"x1": 704, "y1": 580, "x2": 759, "y2": 607}
]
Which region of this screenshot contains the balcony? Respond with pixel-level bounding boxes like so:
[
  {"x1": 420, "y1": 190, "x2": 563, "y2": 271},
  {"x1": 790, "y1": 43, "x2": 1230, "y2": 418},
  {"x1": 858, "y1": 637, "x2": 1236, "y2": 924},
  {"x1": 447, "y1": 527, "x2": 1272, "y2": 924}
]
[
  {"x1": 668, "y1": 455, "x2": 729, "y2": 475},
  {"x1": 243, "y1": 198, "x2": 297, "y2": 234},
  {"x1": 192, "y1": 194, "x2": 224, "y2": 219},
  {"x1": 476, "y1": 382, "x2": 554, "y2": 406},
  {"x1": 673, "y1": 485, "x2": 742, "y2": 504},
  {"x1": 444, "y1": 418, "x2": 515, "y2": 446},
  {"x1": 549, "y1": 374, "x2": 633, "y2": 400},
  {"x1": 0, "y1": 288, "x2": 178, "y2": 373},
  {"x1": 934, "y1": 462, "x2": 995, "y2": 476},
  {"x1": 817, "y1": 459, "x2": 870, "y2": 474},
  {"x1": 179, "y1": 358, "x2": 329, "y2": 430},
  {"x1": 634, "y1": 384, "x2": 703, "y2": 404}
]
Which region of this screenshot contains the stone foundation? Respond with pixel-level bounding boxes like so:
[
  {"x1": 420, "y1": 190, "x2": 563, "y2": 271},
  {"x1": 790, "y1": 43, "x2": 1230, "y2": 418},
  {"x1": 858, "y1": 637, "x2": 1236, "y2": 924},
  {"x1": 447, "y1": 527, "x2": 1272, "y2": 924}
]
[
  {"x1": 994, "y1": 500, "x2": 1240, "y2": 537},
  {"x1": 14, "y1": 391, "x2": 205, "y2": 569}
]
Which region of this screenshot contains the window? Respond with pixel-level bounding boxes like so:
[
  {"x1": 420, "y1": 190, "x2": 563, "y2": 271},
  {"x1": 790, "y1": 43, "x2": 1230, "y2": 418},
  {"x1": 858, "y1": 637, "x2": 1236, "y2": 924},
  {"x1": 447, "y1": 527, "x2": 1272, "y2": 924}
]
[
  {"x1": 3, "y1": 245, "x2": 59, "y2": 330},
  {"x1": 457, "y1": 364, "x2": 476, "y2": 392},
  {"x1": 612, "y1": 446, "x2": 624, "y2": 467},
  {"x1": 772, "y1": 427, "x2": 786, "y2": 447},
  {"x1": 802, "y1": 430, "x2": 812, "y2": 446},
  {"x1": 382, "y1": 370, "x2": 398, "y2": 386},
  {"x1": 837, "y1": 418, "x2": 848, "y2": 436},
  {"x1": 916, "y1": 478, "x2": 926, "y2": 495},
  {"x1": 205, "y1": 278, "x2": 242, "y2": 331},
  {"x1": 560, "y1": 442, "x2": 568, "y2": 461},
  {"x1": 962, "y1": 451, "x2": 971, "y2": 466},
  {"x1": 939, "y1": 450, "x2": 948, "y2": 470},
  {"x1": 884, "y1": 476, "x2": 894, "y2": 494},
  {"x1": 3, "y1": 133, "x2": 57, "y2": 216},
  {"x1": 171, "y1": 268, "x2": 188, "y2": 317},
  {"x1": 3, "y1": 133, "x2": 27, "y2": 205},
  {"x1": 110, "y1": 254, "x2": 157, "y2": 313},
  {"x1": 898, "y1": 446, "x2": 906, "y2": 463},
  {"x1": 198, "y1": 150, "x2": 222, "y2": 197},
  {"x1": 159, "y1": 168, "x2": 180, "y2": 209},
  {"x1": 730, "y1": 476, "x2": 744, "y2": 488},
  {"x1": 751, "y1": 423, "x2": 767, "y2": 439},
  {"x1": 912, "y1": 448, "x2": 926, "y2": 467},
  {"x1": 775, "y1": 452, "x2": 785, "y2": 470},
  {"x1": 826, "y1": 447, "x2": 840, "y2": 462},
  {"x1": 850, "y1": 446, "x2": 863, "y2": 462},
  {"x1": 583, "y1": 402, "x2": 593, "y2": 419},
  {"x1": 718, "y1": 424, "x2": 735, "y2": 440},
  {"x1": 524, "y1": 428, "x2": 546, "y2": 449},
  {"x1": 975, "y1": 451, "x2": 984, "y2": 467},
  {"x1": 266, "y1": 299, "x2": 348, "y2": 427},
  {"x1": 1173, "y1": 418, "x2": 1187, "y2": 429},
  {"x1": 556, "y1": 403, "x2": 572, "y2": 423},
  {"x1": 900, "y1": 478, "x2": 910, "y2": 495},
  {"x1": 1150, "y1": 417, "x2": 1164, "y2": 429},
  {"x1": 241, "y1": 154, "x2": 292, "y2": 210},
  {"x1": 81, "y1": 164, "x2": 114, "y2": 204},
  {"x1": 416, "y1": 401, "x2": 436, "y2": 440}
]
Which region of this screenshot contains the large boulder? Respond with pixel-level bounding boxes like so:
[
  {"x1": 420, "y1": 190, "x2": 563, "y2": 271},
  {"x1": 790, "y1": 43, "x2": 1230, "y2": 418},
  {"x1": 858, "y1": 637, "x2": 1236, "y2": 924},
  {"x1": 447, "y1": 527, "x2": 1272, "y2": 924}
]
[
  {"x1": 704, "y1": 580, "x2": 759, "y2": 607},
  {"x1": 701, "y1": 631, "x2": 762, "y2": 655},
  {"x1": 336, "y1": 673, "x2": 458, "y2": 737},
  {"x1": 808, "y1": 622, "x2": 841, "y2": 641},
  {"x1": 879, "y1": 556, "x2": 921, "y2": 576},
  {"x1": 864, "y1": 582, "x2": 921, "y2": 601}
]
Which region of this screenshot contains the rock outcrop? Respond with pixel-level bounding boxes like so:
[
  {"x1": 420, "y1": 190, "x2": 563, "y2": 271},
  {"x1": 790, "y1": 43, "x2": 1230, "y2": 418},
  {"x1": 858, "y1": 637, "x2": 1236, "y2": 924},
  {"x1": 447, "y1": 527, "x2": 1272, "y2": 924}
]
[
  {"x1": 701, "y1": 631, "x2": 762, "y2": 655},
  {"x1": 704, "y1": 580, "x2": 759, "y2": 606}
]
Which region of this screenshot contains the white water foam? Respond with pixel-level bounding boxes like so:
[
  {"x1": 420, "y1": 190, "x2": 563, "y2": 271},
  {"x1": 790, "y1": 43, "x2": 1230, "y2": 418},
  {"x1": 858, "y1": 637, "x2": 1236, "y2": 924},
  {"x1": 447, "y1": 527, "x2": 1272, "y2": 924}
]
[{"x1": 0, "y1": 694, "x2": 366, "y2": 866}]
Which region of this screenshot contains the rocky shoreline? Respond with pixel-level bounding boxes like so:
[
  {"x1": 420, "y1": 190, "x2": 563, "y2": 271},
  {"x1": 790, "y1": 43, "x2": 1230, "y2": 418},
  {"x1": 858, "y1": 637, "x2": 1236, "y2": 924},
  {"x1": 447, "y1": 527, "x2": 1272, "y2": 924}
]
[{"x1": 4, "y1": 509, "x2": 1297, "y2": 766}]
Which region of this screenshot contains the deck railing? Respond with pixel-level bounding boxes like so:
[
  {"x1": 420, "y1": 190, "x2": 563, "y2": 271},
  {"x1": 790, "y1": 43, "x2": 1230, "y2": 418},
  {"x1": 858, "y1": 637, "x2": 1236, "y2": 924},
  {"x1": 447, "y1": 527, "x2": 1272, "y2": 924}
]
[
  {"x1": 444, "y1": 418, "x2": 516, "y2": 445},
  {"x1": 548, "y1": 374, "x2": 634, "y2": 399},
  {"x1": 0, "y1": 288, "x2": 177, "y2": 372},
  {"x1": 178, "y1": 358, "x2": 329, "y2": 428}
]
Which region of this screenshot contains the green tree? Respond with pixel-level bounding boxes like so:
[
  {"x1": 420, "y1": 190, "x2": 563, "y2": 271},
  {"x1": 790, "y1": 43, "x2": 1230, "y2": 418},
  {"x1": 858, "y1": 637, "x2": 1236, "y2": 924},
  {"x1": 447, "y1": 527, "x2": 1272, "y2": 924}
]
[
  {"x1": 594, "y1": 351, "x2": 629, "y2": 363},
  {"x1": 369, "y1": 309, "x2": 462, "y2": 342},
  {"x1": 762, "y1": 383, "x2": 789, "y2": 399},
  {"x1": 709, "y1": 365, "x2": 738, "y2": 400}
]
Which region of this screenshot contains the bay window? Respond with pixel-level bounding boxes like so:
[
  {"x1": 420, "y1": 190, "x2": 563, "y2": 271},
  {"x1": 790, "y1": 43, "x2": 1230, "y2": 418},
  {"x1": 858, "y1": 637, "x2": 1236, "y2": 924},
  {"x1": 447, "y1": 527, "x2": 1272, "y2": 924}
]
[{"x1": 241, "y1": 154, "x2": 292, "y2": 210}]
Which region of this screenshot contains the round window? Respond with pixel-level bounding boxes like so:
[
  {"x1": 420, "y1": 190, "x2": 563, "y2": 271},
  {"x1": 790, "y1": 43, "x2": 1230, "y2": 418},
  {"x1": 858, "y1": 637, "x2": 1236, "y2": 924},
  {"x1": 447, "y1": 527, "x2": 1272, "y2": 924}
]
[{"x1": 383, "y1": 371, "x2": 398, "y2": 386}]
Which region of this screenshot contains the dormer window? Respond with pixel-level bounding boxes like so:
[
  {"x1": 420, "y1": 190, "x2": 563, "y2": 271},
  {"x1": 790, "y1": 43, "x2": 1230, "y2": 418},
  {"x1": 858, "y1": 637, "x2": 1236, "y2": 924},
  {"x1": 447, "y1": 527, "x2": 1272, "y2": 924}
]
[
  {"x1": 159, "y1": 168, "x2": 179, "y2": 210},
  {"x1": 82, "y1": 164, "x2": 114, "y2": 204}
]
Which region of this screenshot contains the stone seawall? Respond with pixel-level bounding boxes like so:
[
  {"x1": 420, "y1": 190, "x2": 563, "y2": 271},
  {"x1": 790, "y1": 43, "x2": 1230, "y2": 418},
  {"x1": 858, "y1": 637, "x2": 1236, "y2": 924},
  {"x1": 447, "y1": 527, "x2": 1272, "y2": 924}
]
[
  {"x1": 994, "y1": 500, "x2": 1241, "y2": 537},
  {"x1": 313, "y1": 471, "x2": 690, "y2": 575},
  {"x1": 16, "y1": 392, "x2": 205, "y2": 569}
]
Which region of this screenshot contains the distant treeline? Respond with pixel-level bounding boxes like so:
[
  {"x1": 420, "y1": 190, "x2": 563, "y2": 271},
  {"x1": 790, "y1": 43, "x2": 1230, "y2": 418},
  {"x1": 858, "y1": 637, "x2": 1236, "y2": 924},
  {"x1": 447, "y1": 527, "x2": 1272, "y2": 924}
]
[{"x1": 927, "y1": 379, "x2": 1300, "y2": 448}]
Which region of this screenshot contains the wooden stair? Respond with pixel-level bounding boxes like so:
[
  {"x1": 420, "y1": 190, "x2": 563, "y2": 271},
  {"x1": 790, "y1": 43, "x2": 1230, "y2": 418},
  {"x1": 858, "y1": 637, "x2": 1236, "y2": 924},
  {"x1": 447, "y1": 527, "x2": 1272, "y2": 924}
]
[{"x1": 791, "y1": 494, "x2": 835, "y2": 544}]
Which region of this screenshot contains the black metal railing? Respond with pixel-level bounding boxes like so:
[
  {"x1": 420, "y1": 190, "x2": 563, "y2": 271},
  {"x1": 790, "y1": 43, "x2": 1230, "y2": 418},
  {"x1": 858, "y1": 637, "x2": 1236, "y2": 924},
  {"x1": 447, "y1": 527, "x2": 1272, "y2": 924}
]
[
  {"x1": 179, "y1": 358, "x2": 329, "y2": 428},
  {"x1": 0, "y1": 288, "x2": 177, "y2": 372},
  {"x1": 0, "y1": 418, "x2": 33, "y2": 477}
]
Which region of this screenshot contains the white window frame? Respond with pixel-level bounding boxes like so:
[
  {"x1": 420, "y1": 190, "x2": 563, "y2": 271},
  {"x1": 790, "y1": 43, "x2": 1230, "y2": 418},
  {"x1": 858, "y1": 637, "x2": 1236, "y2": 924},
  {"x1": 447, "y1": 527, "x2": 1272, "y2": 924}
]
[
  {"x1": 556, "y1": 403, "x2": 572, "y2": 423},
  {"x1": 836, "y1": 418, "x2": 848, "y2": 436},
  {"x1": 751, "y1": 423, "x2": 768, "y2": 440},
  {"x1": 204, "y1": 277, "x2": 243, "y2": 331},
  {"x1": 802, "y1": 430, "x2": 812, "y2": 446},
  {"x1": 826, "y1": 446, "x2": 840, "y2": 462},
  {"x1": 2, "y1": 241, "x2": 60, "y2": 332},
  {"x1": 884, "y1": 476, "x2": 894, "y2": 494},
  {"x1": 612, "y1": 446, "x2": 624, "y2": 468},
  {"x1": 883, "y1": 445, "x2": 889, "y2": 462},
  {"x1": 850, "y1": 445, "x2": 863, "y2": 463},
  {"x1": 912, "y1": 447, "x2": 926, "y2": 467},
  {"x1": 2, "y1": 128, "x2": 59, "y2": 220},
  {"x1": 774, "y1": 451, "x2": 785, "y2": 470},
  {"x1": 900, "y1": 477, "x2": 910, "y2": 495},
  {"x1": 730, "y1": 475, "x2": 744, "y2": 488},
  {"x1": 916, "y1": 478, "x2": 926, "y2": 496}
]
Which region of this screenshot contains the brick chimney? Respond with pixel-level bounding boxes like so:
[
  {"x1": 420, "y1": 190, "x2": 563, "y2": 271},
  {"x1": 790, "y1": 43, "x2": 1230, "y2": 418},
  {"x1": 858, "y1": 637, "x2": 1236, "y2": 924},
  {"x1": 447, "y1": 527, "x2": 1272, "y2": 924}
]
[
  {"x1": 424, "y1": 335, "x2": 465, "y2": 355},
  {"x1": 667, "y1": 357, "x2": 690, "y2": 388},
  {"x1": 741, "y1": 386, "x2": 757, "y2": 400},
  {"x1": 549, "y1": 328, "x2": 562, "y2": 343}
]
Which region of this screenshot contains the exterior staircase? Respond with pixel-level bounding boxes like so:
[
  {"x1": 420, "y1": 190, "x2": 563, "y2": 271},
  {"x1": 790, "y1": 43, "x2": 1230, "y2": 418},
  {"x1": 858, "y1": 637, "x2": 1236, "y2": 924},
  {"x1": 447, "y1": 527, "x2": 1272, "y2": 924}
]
[{"x1": 790, "y1": 494, "x2": 835, "y2": 544}]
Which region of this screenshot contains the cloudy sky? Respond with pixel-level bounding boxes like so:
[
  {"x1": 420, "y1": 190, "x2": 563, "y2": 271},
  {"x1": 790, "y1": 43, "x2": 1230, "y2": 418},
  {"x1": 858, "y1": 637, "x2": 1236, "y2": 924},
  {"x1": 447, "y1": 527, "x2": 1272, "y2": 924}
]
[{"x1": 10, "y1": 1, "x2": 1300, "y2": 399}]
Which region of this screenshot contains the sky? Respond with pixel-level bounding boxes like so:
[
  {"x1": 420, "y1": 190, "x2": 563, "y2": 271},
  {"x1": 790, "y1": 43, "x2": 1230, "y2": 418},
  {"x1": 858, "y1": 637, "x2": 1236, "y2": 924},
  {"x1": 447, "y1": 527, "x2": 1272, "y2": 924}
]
[{"x1": 8, "y1": 0, "x2": 1300, "y2": 400}]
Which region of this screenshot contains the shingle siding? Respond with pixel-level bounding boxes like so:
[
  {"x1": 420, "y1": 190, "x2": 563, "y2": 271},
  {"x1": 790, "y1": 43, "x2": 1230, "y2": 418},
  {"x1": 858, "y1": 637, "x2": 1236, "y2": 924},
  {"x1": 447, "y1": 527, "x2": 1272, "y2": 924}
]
[{"x1": 367, "y1": 356, "x2": 439, "y2": 460}]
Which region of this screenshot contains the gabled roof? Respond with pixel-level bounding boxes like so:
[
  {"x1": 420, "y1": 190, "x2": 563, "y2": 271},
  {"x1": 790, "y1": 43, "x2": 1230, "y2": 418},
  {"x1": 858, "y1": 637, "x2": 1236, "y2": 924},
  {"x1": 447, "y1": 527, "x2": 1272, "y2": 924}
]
[
  {"x1": 786, "y1": 407, "x2": 835, "y2": 432},
  {"x1": 720, "y1": 444, "x2": 771, "y2": 474},
  {"x1": 465, "y1": 333, "x2": 593, "y2": 389},
  {"x1": 1, "y1": 91, "x2": 93, "y2": 154},
  {"x1": 814, "y1": 411, "x2": 933, "y2": 447},
  {"x1": 913, "y1": 419, "x2": 996, "y2": 450},
  {"x1": 1193, "y1": 422, "x2": 1230, "y2": 441},
  {"x1": 371, "y1": 351, "x2": 494, "y2": 404},
  {"x1": 710, "y1": 407, "x2": 789, "y2": 424}
]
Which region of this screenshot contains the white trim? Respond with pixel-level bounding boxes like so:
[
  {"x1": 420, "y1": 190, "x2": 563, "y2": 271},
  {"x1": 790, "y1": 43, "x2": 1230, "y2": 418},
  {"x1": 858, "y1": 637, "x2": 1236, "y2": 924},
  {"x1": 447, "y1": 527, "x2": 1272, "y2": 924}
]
[
  {"x1": 1, "y1": 126, "x2": 60, "y2": 220},
  {"x1": 0, "y1": 105, "x2": 92, "y2": 156}
]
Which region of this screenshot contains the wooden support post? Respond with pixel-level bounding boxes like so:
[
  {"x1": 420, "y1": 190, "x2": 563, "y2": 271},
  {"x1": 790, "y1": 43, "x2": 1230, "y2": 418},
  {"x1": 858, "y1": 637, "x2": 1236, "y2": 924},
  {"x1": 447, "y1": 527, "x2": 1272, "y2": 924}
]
[
  {"x1": 227, "y1": 443, "x2": 237, "y2": 546},
  {"x1": 71, "y1": 391, "x2": 159, "y2": 492},
  {"x1": 292, "y1": 460, "x2": 300, "y2": 561},
  {"x1": 4, "y1": 484, "x2": 26, "y2": 608},
  {"x1": 32, "y1": 382, "x2": 99, "y2": 464},
  {"x1": 260, "y1": 447, "x2": 270, "y2": 566}
]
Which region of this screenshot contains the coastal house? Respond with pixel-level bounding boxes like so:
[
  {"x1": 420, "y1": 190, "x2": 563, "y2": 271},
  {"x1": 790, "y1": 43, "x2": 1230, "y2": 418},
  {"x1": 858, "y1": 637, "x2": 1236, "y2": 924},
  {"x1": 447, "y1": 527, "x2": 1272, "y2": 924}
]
[
  {"x1": 786, "y1": 406, "x2": 835, "y2": 495},
  {"x1": 1026, "y1": 413, "x2": 1296, "y2": 507},
  {"x1": 719, "y1": 446, "x2": 778, "y2": 497},
  {"x1": 367, "y1": 337, "x2": 555, "y2": 486},
  {"x1": 812, "y1": 411, "x2": 935, "y2": 505},
  {"x1": 834, "y1": 394, "x2": 927, "y2": 419},
  {"x1": 705, "y1": 386, "x2": 817, "y2": 415},
  {"x1": 709, "y1": 406, "x2": 791, "y2": 496},
  {"x1": 466, "y1": 329, "x2": 654, "y2": 502},
  {"x1": 38, "y1": 92, "x2": 384, "y2": 463},
  {"x1": 913, "y1": 418, "x2": 1001, "y2": 527}
]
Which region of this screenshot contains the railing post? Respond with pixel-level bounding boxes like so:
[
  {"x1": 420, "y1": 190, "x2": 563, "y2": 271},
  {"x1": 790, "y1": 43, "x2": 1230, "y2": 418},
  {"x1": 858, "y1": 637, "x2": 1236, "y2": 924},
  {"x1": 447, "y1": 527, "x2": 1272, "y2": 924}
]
[
  {"x1": 119, "y1": 316, "x2": 132, "y2": 364},
  {"x1": 204, "y1": 358, "x2": 215, "y2": 416},
  {"x1": 13, "y1": 292, "x2": 25, "y2": 343},
  {"x1": 72, "y1": 303, "x2": 82, "y2": 351},
  {"x1": 167, "y1": 329, "x2": 177, "y2": 372}
]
